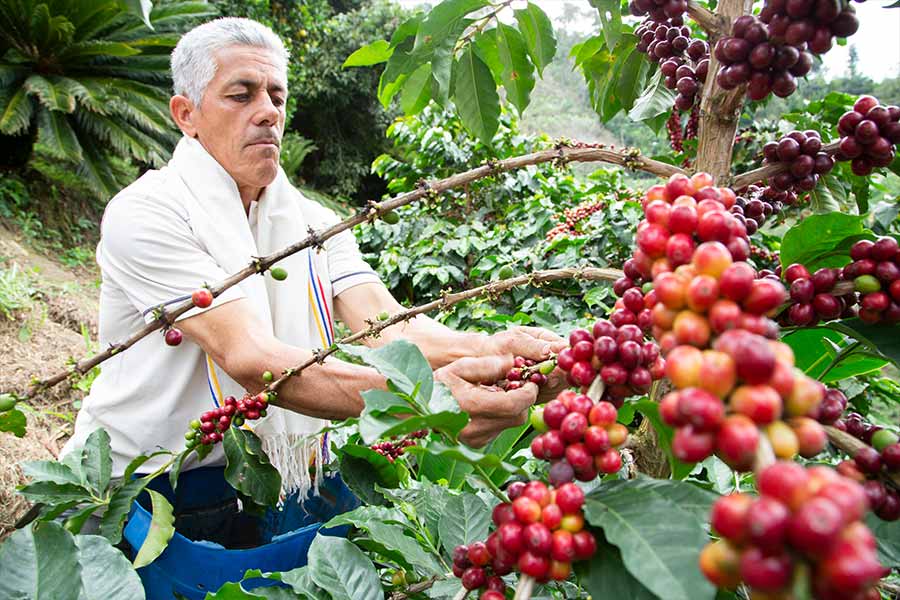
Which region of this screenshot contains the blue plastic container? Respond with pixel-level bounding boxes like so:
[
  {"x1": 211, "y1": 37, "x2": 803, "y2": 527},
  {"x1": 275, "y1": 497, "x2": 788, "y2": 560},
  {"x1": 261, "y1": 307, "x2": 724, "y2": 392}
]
[{"x1": 124, "y1": 467, "x2": 359, "y2": 600}]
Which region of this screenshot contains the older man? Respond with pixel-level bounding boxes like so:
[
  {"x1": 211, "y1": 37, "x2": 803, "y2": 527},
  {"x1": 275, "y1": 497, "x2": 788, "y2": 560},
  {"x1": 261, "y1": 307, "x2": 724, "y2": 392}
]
[{"x1": 61, "y1": 18, "x2": 564, "y2": 496}]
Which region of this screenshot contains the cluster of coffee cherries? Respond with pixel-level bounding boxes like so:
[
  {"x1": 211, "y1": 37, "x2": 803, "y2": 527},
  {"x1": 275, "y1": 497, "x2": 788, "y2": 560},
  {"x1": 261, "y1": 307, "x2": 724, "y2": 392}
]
[
  {"x1": 545, "y1": 198, "x2": 606, "y2": 241},
  {"x1": 660, "y1": 331, "x2": 827, "y2": 467},
  {"x1": 845, "y1": 237, "x2": 900, "y2": 323},
  {"x1": 556, "y1": 322, "x2": 665, "y2": 404},
  {"x1": 666, "y1": 106, "x2": 701, "y2": 154},
  {"x1": 369, "y1": 429, "x2": 428, "y2": 463},
  {"x1": 184, "y1": 392, "x2": 269, "y2": 447},
  {"x1": 783, "y1": 263, "x2": 856, "y2": 326},
  {"x1": 837, "y1": 95, "x2": 900, "y2": 176},
  {"x1": 452, "y1": 480, "x2": 596, "y2": 590},
  {"x1": 503, "y1": 356, "x2": 551, "y2": 390},
  {"x1": 628, "y1": 0, "x2": 687, "y2": 22},
  {"x1": 714, "y1": 14, "x2": 810, "y2": 100},
  {"x1": 636, "y1": 17, "x2": 710, "y2": 112},
  {"x1": 531, "y1": 391, "x2": 628, "y2": 485},
  {"x1": 762, "y1": 0, "x2": 860, "y2": 52},
  {"x1": 731, "y1": 185, "x2": 798, "y2": 234},
  {"x1": 701, "y1": 462, "x2": 887, "y2": 599},
  {"x1": 763, "y1": 130, "x2": 835, "y2": 194}
]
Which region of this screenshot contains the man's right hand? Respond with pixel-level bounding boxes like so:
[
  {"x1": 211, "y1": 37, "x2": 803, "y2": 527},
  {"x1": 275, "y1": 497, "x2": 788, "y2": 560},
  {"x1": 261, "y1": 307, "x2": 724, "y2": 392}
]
[{"x1": 434, "y1": 355, "x2": 539, "y2": 448}]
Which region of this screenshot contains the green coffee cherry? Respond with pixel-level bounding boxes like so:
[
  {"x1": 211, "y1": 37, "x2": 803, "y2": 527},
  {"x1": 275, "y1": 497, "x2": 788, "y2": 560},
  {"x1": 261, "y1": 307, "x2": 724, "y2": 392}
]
[
  {"x1": 0, "y1": 394, "x2": 17, "y2": 412},
  {"x1": 262, "y1": 370, "x2": 274, "y2": 383},
  {"x1": 529, "y1": 406, "x2": 548, "y2": 433},
  {"x1": 498, "y1": 265, "x2": 515, "y2": 280},
  {"x1": 854, "y1": 274, "x2": 881, "y2": 294},
  {"x1": 539, "y1": 360, "x2": 555, "y2": 375},
  {"x1": 872, "y1": 429, "x2": 899, "y2": 452},
  {"x1": 190, "y1": 419, "x2": 201, "y2": 430},
  {"x1": 377, "y1": 311, "x2": 390, "y2": 321},
  {"x1": 381, "y1": 210, "x2": 400, "y2": 225},
  {"x1": 270, "y1": 267, "x2": 288, "y2": 281}
]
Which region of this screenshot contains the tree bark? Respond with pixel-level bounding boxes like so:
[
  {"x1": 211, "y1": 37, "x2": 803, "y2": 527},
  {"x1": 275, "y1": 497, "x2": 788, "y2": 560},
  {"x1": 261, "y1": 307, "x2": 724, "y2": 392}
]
[{"x1": 694, "y1": 0, "x2": 754, "y2": 180}]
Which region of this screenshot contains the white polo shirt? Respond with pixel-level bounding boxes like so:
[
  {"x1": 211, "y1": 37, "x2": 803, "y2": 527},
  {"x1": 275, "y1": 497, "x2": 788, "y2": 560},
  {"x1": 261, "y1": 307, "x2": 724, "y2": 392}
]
[{"x1": 60, "y1": 164, "x2": 380, "y2": 477}]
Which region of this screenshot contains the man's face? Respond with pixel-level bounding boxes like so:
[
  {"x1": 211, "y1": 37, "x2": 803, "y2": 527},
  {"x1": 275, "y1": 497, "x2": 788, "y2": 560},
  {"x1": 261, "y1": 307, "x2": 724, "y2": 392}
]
[{"x1": 188, "y1": 45, "x2": 288, "y2": 190}]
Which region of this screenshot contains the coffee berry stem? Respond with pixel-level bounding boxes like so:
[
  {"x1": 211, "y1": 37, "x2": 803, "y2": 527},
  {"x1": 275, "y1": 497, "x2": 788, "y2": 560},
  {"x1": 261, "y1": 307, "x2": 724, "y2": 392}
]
[
  {"x1": 513, "y1": 575, "x2": 536, "y2": 600},
  {"x1": 826, "y1": 425, "x2": 900, "y2": 489},
  {"x1": 451, "y1": 586, "x2": 470, "y2": 600}
]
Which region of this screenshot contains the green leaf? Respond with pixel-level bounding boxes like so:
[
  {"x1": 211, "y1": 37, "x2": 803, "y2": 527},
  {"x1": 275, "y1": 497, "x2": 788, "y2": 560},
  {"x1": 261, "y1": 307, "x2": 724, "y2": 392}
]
[
  {"x1": 359, "y1": 410, "x2": 468, "y2": 445},
  {"x1": 779, "y1": 213, "x2": 870, "y2": 272},
  {"x1": 494, "y1": 24, "x2": 535, "y2": 114},
  {"x1": 76, "y1": 534, "x2": 146, "y2": 600},
  {"x1": 400, "y1": 63, "x2": 433, "y2": 115},
  {"x1": 514, "y1": 2, "x2": 557, "y2": 76},
  {"x1": 589, "y1": 0, "x2": 622, "y2": 52},
  {"x1": 340, "y1": 340, "x2": 433, "y2": 402},
  {"x1": 82, "y1": 428, "x2": 112, "y2": 496},
  {"x1": 825, "y1": 319, "x2": 900, "y2": 368},
  {"x1": 99, "y1": 477, "x2": 151, "y2": 544},
  {"x1": 37, "y1": 109, "x2": 83, "y2": 161},
  {"x1": 629, "y1": 477, "x2": 719, "y2": 525},
  {"x1": 0, "y1": 86, "x2": 34, "y2": 135},
  {"x1": 580, "y1": 538, "x2": 658, "y2": 599},
  {"x1": 406, "y1": 440, "x2": 526, "y2": 478},
  {"x1": 343, "y1": 40, "x2": 393, "y2": 68},
  {"x1": 64, "y1": 504, "x2": 101, "y2": 535},
  {"x1": 807, "y1": 173, "x2": 847, "y2": 213},
  {"x1": 865, "y1": 513, "x2": 900, "y2": 567},
  {"x1": 0, "y1": 522, "x2": 81, "y2": 600},
  {"x1": 24, "y1": 75, "x2": 78, "y2": 112},
  {"x1": 22, "y1": 460, "x2": 83, "y2": 487},
  {"x1": 222, "y1": 428, "x2": 282, "y2": 510},
  {"x1": 18, "y1": 481, "x2": 95, "y2": 505},
  {"x1": 306, "y1": 535, "x2": 381, "y2": 600},
  {"x1": 782, "y1": 327, "x2": 888, "y2": 382},
  {"x1": 438, "y1": 492, "x2": 491, "y2": 556},
  {"x1": 584, "y1": 478, "x2": 716, "y2": 600},
  {"x1": 132, "y1": 489, "x2": 175, "y2": 569},
  {"x1": 628, "y1": 68, "x2": 674, "y2": 124},
  {"x1": 276, "y1": 565, "x2": 324, "y2": 599},
  {"x1": 452, "y1": 44, "x2": 500, "y2": 146},
  {"x1": 0, "y1": 407, "x2": 26, "y2": 437},
  {"x1": 340, "y1": 444, "x2": 401, "y2": 489},
  {"x1": 413, "y1": 0, "x2": 488, "y2": 102},
  {"x1": 120, "y1": 0, "x2": 154, "y2": 28}
]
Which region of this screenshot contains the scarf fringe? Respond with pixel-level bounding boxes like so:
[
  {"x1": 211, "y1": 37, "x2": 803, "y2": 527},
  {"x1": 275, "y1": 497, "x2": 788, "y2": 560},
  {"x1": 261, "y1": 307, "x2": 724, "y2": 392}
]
[{"x1": 261, "y1": 432, "x2": 324, "y2": 503}]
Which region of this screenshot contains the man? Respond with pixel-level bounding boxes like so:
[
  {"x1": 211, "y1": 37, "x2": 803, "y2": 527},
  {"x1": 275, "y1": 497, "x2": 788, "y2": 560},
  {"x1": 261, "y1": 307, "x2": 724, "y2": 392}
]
[{"x1": 61, "y1": 18, "x2": 565, "y2": 495}]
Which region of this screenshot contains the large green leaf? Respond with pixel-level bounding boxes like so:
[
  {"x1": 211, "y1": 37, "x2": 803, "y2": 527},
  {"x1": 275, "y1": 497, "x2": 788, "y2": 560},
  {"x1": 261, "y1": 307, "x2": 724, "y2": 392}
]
[
  {"x1": 826, "y1": 319, "x2": 900, "y2": 368},
  {"x1": 628, "y1": 68, "x2": 674, "y2": 124},
  {"x1": 0, "y1": 522, "x2": 81, "y2": 600},
  {"x1": 131, "y1": 489, "x2": 174, "y2": 569},
  {"x1": 0, "y1": 86, "x2": 34, "y2": 135},
  {"x1": 406, "y1": 440, "x2": 526, "y2": 478},
  {"x1": 584, "y1": 478, "x2": 717, "y2": 600},
  {"x1": 22, "y1": 460, "x2": 83, "y2": 487},
  {"x1": 779, "y1": 213, "x2": 870, "y2": 272},
  {"x1": 494, "y1": 23, "x2": 535, "y2": 115},
  {"x1": 76, "y1": 534, "x2": 146, "y2": 600},
  {"x1": 412, "y1": 0, "x2": 487, "y2": 102},
  {"x1": 589, "y1": 0, "x2": 622, "y2": 52},
  {"x1": 340, "y1": 443, "x2": 401, "y2": 488},
  {"x1": 514, "y1": 2, "x2": 556, "y2": 76},
  {"x1": 865, "y1": 513, "x2": 900, "y2": 567},
  {"x1": 400, "y1": 63, "x2": 433, "y2": 115},
  {"x1": 452, "y1": 44, "x2": 500, "y2": 146},
  {"x1": 37, "y1": 109, "x2": 82, "y2": 161},
  {"x1": 629, "y1": 477, "x2": 719, "y2": 525},
  {"x1": 358, "y1": 409, "x2": 468, "y2": 445},
  {"x1": 18, "y1": 481, "x2": 95, "y2": 505},
  {"x1": 76, "y1": 133, "x2": 124, "y2": 198},
  {"x1": 783, "y1": 327, "x2": 889, "y2": 382},
  {"x1": 340, "y1": 340, "x2": 433, "y2": 402},
  {"x1": 120, "y1": 0, "x2": 154, "y2": 28},
  {"x1": 438, "y1": 492, "x2": 491, "y2": 556},
  {"x1": 306, "y1": 535, "x2": 381, "y2": 600},
  {"x1": 343, "y1": 39, "x2": 393, "y2": 68},
  {"x1": 0, "y1": 407, "x2": 27, "y2": 437},
  {"x1": 807, "y1": 173, "x2": 848, "y2": 214},
  {"x1": 580, "y1": 538, "x2": 658, "y2": 599},
  {"x1": 222, "y1": 428, "x2": 282, "y2": 510},
  {"x1": 99, "y1": 477, "x2": 152, "y2": 544},
  {"x1": 24, "y1": 75, "x2": 78, "y2": 113},
  {"x1": 82, "y1": 428, "x2": 112, "y2": 496}
]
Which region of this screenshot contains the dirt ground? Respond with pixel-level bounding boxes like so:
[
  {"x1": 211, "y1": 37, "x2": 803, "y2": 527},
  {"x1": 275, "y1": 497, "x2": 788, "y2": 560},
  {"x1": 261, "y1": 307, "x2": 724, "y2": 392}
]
[{"x1": 0, "y1": 227, "x2": 99, "y2": 537}]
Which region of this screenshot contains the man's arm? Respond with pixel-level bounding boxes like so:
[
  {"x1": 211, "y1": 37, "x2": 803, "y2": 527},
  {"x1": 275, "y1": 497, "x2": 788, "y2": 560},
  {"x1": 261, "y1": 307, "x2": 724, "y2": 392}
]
[
  {"x1": 179, "y1": 297, "x2": 542, "y2": 445},
  {"x1": 333, "y1": 282, "x2": 567, "y2": 369}
]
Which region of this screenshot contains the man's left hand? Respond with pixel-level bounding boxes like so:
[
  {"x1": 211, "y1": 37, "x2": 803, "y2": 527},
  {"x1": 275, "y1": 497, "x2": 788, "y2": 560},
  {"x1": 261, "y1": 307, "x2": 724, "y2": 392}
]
[{"x1": 486, "y1": 326, "x2": 569, "y2": 403}]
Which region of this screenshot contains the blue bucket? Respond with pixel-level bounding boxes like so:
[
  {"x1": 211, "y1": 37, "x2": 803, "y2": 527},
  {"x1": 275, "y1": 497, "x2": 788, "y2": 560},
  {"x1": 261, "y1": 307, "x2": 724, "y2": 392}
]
[{"x1": 124, "y1": 467, "x2": 359, "y2": 600}]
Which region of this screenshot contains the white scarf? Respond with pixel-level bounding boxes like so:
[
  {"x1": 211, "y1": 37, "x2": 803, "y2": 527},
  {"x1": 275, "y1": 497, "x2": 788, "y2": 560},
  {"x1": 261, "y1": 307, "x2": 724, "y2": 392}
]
[{"x1": 169, "y1": 136, "x2": 331, "y2": 499}]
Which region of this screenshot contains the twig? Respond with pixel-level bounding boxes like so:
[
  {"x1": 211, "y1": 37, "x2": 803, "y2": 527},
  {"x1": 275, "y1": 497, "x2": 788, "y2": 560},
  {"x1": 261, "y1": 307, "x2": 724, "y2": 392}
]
[
  {"x1": 513, "y1": 575, "x2": 536, "y2": 600},
  {"x1": 730, "y1": 141, "x2": 841, "y2": 189},
  {"x1": 390, "y1": 576, "x2": 441, "y2": 600},
  {"x1": 14, "y1": 145, "x2": 677, "y2": 403},
  {"x1": 455, "y1": 0, "x2": 514, "y2": 51},
  {"x1": 265, "y1": 267, "x2": 623, "y2": 395},
  {"x1": 825, "y1": 426, "x2": 900, "y2": 490},
  {"x1": 686, "y1": 0, "x2": 728, "y2": 38}
]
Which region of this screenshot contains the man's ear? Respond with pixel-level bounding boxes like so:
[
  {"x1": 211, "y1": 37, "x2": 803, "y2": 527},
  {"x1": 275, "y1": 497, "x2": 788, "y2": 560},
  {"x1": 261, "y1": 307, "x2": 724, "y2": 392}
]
[{"x1": 170, "y1": 94, "x2": 198, "y2": 137}]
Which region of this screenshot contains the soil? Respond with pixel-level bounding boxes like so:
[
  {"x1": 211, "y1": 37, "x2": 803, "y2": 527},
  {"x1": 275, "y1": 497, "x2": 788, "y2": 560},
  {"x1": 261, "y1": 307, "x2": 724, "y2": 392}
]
[{"x1": 0, "y1": 226, "x2": 99, "y2": 538}]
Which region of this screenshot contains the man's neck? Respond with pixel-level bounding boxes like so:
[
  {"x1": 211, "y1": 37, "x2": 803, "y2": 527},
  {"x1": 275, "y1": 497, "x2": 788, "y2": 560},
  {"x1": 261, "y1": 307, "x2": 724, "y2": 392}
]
[{"x1": 237, "y1": 184, "x2": 263, "y2": 216}]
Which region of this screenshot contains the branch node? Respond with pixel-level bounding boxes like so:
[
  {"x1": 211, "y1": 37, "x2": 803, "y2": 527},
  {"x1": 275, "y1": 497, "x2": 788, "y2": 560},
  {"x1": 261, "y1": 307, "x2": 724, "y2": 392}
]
[{"x1": 306, "y1": 226, "x2": 325, "y2": 251}]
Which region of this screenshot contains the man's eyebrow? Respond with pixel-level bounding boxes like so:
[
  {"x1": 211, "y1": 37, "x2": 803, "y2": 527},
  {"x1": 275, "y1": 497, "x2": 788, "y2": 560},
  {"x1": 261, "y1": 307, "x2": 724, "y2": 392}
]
[{"x1": 224, "y1": 78, "x2": 287, "y2": 93}]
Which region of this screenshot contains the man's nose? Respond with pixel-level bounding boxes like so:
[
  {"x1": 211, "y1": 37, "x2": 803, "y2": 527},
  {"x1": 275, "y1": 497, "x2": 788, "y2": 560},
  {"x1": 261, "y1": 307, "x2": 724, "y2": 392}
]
[{"x1": 253, "y1": 93, "x2": 280, "y2": 127}]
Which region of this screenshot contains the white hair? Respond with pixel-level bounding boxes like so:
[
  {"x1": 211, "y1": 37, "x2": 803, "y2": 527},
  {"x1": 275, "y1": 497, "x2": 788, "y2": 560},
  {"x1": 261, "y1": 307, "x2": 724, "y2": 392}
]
[{"x1": 171, "y1": 17, "x2": 289, "y2": 105}]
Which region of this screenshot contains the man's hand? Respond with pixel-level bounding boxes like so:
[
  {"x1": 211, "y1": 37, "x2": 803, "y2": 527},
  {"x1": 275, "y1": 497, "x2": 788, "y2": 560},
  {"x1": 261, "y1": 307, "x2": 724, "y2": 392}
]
[
  {"x1": 486, "y1": 326, "x2": 568, "y2": 362},
  {"x1": 435, "y1": 355, "x2": 539, "y2": 448}
]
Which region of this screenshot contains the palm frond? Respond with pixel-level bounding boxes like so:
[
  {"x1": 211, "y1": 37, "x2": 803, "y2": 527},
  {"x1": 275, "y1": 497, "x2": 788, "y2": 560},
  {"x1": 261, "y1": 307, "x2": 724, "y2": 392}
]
[
  {"x1": 56, "y1": 40, "x2": 141, "y2": 62},
  {"x1": 24, "y1": 74, "x2": 83, "y2": 112},
  {"x1": 106, "y1": 1, "x2": 215, "y2": 40},
  {"x1": 28, "y1": 4, "x2": 75, "y2": 55},
  {"x1": 0, "y1": 63, "x2": 29, "y2": 87},
  {"x1": 75, "y1": 136, "x2": 128, "y2": 199},
  {"x1": 0, "y1": 85, "x2": 34, "y2": 135},
  {"x1": 36, "y1": 108, "x2": 82, "y2": 160},
  {"x1": 81, "y1": 55, "x2": 171, "y2": 83},
  {"x1": 70, "y1": 1, "x2": 122, "y2": 42},
  {"x1": 74, "y1": 109, "x2": 170, "y2": 165}
]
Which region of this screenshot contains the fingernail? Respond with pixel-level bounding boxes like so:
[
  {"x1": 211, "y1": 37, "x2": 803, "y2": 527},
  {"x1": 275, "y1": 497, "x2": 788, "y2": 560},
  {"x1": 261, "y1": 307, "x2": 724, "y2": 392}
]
[{"x1": 542, "y1": 343, "x2": 551, "y2": 356}]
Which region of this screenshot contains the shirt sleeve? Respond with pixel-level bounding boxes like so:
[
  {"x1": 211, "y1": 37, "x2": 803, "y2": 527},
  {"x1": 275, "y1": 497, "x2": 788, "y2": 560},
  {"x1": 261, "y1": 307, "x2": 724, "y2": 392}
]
[
  {"x1": 98, "y1": 193, "x2": 245, "y2": 324},
  {"x1": 326, "y1": 229, "x2": 383, "y2": 296}
]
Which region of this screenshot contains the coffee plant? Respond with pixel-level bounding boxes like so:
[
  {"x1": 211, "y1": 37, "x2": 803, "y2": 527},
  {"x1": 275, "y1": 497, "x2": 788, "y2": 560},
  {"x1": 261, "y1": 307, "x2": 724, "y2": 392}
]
[{"x1": 1, "y1": 0, "x2": 900, "y2": 599}]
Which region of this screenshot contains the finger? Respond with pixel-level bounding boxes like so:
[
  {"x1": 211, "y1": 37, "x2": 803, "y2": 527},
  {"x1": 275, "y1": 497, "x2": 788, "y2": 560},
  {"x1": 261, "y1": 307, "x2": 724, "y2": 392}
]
[
  {"x1": 503, "y1": 330, "x2": 556, "y2": 360},
  {"x1": 442, "y1": 355, "x2": 515, "y2": 384},
  {"x1": 457, "y1": 381, "x2": 538, "y2": 419},
  {"x1": 515, "y1": 325, "x2": 567, "y2": 344}
]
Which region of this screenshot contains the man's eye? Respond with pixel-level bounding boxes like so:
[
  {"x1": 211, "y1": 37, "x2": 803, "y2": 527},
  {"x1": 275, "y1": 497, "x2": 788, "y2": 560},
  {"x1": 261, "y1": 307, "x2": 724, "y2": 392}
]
[
  {"x1": 230, "y1": 94, "x2": 250, "y2": 102},
  {"x1": 272, "y1": 97, "x2": 285, "y2": 107}
]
